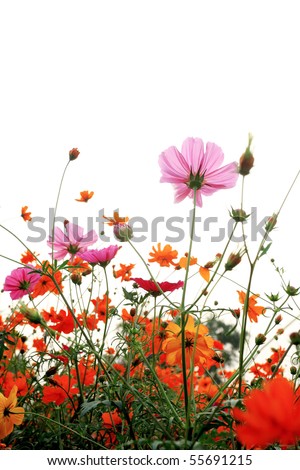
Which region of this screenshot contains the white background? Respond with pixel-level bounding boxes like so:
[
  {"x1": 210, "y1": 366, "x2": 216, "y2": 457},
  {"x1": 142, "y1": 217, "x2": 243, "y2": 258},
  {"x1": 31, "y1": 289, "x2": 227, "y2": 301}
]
[{"x1": 1, "y1": 1, "x2": 300, "y2": 361}]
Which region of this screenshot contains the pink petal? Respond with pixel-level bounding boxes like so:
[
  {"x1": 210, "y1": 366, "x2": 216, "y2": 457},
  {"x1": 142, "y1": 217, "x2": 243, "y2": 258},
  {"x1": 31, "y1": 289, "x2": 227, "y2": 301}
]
[
  {"x1": 173, "y1": 184, "x2": 192, "y2": 203},
  {"x1": 204, "y1": 162, "x2": 238, "y2": 189},
  {"x1": 200, "y1": 142, "x2": 225, "y2": 174},
  {"x1": 181, "y1": 137, "x2": 205, "y2": 174},
  {"x1": 159, "y1": 146, "x2": 190, "y2": 183}
]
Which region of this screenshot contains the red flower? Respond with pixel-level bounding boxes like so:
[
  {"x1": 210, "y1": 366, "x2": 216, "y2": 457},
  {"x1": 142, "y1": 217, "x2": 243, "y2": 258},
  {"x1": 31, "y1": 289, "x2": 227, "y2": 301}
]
[
  {"x1": 20, "y1": 249, "x2": 39, "y2": 264},
  {"x1": 42, "y1": 374, "x2": 79, "y2": 405},
  {"x1": 44, "y1": 308, "x2": 75, "y2": 334},
  {"x1": 233, "y1": 376, "x2": 300, "y2": 449},
  {"x1": 131, "y1": 278, "x2": 184, "y2": 296}
]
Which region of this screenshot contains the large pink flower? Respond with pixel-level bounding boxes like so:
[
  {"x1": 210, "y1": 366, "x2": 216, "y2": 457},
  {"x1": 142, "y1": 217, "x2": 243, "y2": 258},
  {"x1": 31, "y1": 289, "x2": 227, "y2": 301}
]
[
  {"x1": 47, "y1": 222, "x2": 98, "y2": 260},
  {"x1": 3, "y1": 266, "x2": 41, "y2": 300},
  {"x1": 80, "y1": 245, "x2": 120, "y2": 267},
  {"x1": 159, "y1": 137, "x2": 239, "y2": 207}
]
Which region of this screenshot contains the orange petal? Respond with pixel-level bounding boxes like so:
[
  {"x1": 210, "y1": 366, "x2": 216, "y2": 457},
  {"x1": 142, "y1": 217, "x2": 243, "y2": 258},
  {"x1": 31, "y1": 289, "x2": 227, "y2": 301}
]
[{"x1": 199, "y1": 266, "x2": 210, "y2": 282}]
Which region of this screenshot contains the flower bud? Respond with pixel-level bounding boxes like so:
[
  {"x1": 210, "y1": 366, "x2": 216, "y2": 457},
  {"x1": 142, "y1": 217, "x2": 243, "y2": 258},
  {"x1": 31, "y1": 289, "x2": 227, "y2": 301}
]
[
  {"x1": 275, "y1": 314, "x2": 282, "y2": 324},
  {"x1": 19, "y1": 304, "x2": 43, "y2": 325},
  {"x1": 230, "y1": 208, "x2": 249, "y2": 223},
  {"x1": 238, "y1": 134, "x2": 254, "y2": 176},
  {"x1": 290, "y1": 366, "x2": 297, "y2": 375},
  {"x1": 231, "y1": 308, "x2": 240, "y2": 319},
  {"x1": 113, "y1": 223, "x2": 133, "y2": 242},
  {"x1": 224, "y1": 251, "x2": 243, "y2": 271},
  {"x1": 290, "y1": 331, "x2": 300, "y2": 345},
  {"x1": 46, "y1": 366, "x2": 58, "y2": 377},
  {"x1": 276, "y1": 328, "x2": 284, "y2": 335},
  {"x1": 285, "y1": 283, "x2": 300, "y2": 296},
  {"x1": 70, "y1": 272, "x2": 82, "y2": 285},
  {"x1": 265, "y1": 213, "x2": 277, "y2": 233},
  {"x1": 69, "y1": 148, "x2": 80, "y2": 161},
  {"x1": 255, "y1": 334, "x2": 266, "y2": 345}
]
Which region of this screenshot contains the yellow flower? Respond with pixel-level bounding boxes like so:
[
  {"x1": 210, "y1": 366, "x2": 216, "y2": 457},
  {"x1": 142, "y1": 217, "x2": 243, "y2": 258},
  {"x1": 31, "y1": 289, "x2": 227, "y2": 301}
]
[
  {"x1": 162, "y1": 315, "x2": 215, "y2": 368},
  {"x1": 0, "y1": 385, "x2": 25, "y2": 440}
]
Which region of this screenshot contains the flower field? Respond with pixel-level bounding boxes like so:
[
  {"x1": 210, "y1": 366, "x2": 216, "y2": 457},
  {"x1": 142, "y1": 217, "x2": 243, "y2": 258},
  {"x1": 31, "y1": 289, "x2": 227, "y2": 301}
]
[{"x1": 0, "y1": 136, "x2": 299, "y2": 450}]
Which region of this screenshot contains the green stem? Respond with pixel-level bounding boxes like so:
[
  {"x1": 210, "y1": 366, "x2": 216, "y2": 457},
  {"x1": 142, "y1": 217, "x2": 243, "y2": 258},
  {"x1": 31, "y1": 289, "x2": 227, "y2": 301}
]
[
  {"x1": 51, "y1": 161, "x2": 70, "y2": 263},
  {"x1": 180, "y1": 189, "x2": 197, "y2": 443}
]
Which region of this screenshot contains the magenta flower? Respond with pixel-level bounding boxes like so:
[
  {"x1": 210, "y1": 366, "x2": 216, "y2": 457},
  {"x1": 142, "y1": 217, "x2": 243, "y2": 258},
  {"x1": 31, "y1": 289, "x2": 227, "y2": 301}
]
[
  {"x1": 131, "y1": 277, "x2": 184, "y2": 297},
  {"x1": 80, "y1": 245, "x2": 120, "y2": 268},
  {"x1": 47, "y1": 222, "x2": 98, "y2": 260},
  {"x1": 159, "y1": 137, "x2": 239, "y2": 207},
  {"x1": 3, "y1": 266, "x2": 41, "y2": 300}
]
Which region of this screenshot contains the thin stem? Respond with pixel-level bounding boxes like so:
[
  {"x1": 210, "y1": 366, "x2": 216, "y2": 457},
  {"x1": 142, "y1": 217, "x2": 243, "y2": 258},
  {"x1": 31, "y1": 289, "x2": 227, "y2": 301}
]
[
  {"x1": 180, "y1": 189, "x2": 197, "y2": 443},
  {"x1": 51, "y1": 161, "x2": 70, "y2": 263}
]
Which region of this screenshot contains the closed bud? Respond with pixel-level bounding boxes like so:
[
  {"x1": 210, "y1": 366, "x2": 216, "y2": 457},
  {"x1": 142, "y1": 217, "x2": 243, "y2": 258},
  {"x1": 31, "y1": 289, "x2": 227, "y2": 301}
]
[
  {"x1": 290, "y1": 366, "x2": 297, "y2": 375},
  {"x1": 255, "y1": 333, "x2": 266, "y2": 345},
  {"x1": 46, "y1": 366, "x2": 58, "y2": 377},
  {"x1": 275, "y1": 314, "x2": 282, "y2": 324},
  {"x1": 290, "y1": 331, "x2": 300, "y2": 345},
  {"x1": 224, "y1": 250, "x2": 243, "y2": 271},
  {"x1": 19, "y1": 304, "x2": 43, "y2": 325},
  {"x1": 113, "y1": 223, "x2": 133, "y2": 242},
  {"x1": 69, "y1": 148, "x2": 80, "y2": 161},
  {"x1": 238, "y1": 134, "x2": 254, "y2": 176},
  {"x1": 276, "y1": 328, "x2": 284, "y2": 335},
  {"x1": 82, "y1": 267, "x2": 92, "y2": 277},
  {"x1": 231, "y1": 308, "x2": 240, "y2": 319},
  {"x1": 265, "y1": 213, "x2": 277, "y2": 233},
  {"x1": 70, "y1": 272, "x2": 82, "y2": 285}
]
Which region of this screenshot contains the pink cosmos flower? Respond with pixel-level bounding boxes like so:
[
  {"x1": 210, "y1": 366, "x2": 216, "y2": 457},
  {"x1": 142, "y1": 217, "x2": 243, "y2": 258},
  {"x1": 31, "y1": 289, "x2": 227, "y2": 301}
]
[
  {"x1": 3, "y1": 266, "x2": 41, "y2": 300},
  {"x1": 47, "y1": 222, "x2": 98, "y2": 260},
  {"x1": 159, "y1": 137, "x2": 239, "y2": 207},
  {"x1": 131, "y1": 277, "x2": 184, "y2": 297},
  {"x1": 80, "y1": 245, "x2": 120, "y2": 267}
]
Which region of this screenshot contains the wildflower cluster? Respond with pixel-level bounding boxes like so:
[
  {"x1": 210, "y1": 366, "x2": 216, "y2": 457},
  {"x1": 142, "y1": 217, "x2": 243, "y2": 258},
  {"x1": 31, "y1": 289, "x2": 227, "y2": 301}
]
[{"x1": 0, "y1": 137, "x2": 299, "y2": 450}]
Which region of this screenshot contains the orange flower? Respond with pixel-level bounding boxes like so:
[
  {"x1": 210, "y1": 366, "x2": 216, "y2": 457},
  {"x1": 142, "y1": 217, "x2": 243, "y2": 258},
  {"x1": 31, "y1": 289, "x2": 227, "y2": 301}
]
[
  {"x1": 103, "y1": 210, "x2": 129, "y2": 226},
  {"x1": 250, "y1": 347, "x2": 286, "y2": 378},
  {"x1": 148, "y1": 243, "x2": 178, "y2": 267},
  {"x1": 30, "y1": 262, "x2": 63, "y2": 299},
  {"x1": 199, "y1": 266, "x2": 210, "y2": 282},
  {"x1": 91, "y1": 295, "x2": 113, "y2": 323},
  {"x1": 21, "y1": 206, "x2": 32, "y2": 221},
  {"x1": 67, "y1": 256, "x2": 91, "y2": 275},
  {"x1": 0, "y1": 385, "x2": 25, "y2": 440},
  {"x1": 113, "y1": 263, "x2": 135, "y2": 281},
  {"x1": 20, "y1": 249, "x2": 39, "y2": 264},
  {"x1": 75, "y1": 190, "x2": 94, "y2": 202},
  {"x1": 162, "y1": 315, "x2": 215, "y2": 368},
  {"x1": 233, "y1": 376, "x2": 300, "y2": 449},
  {"x1": 177, "y1": 254, "x2": 197, "y2": 269},
  {"x1": 237, "y1": 291, "x2": 266, "y2": 323}
]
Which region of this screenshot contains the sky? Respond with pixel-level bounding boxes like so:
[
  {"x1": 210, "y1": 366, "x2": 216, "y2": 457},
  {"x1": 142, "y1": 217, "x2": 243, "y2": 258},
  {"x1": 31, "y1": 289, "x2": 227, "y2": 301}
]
[{"x1": 1, "y1": 1, "x2": 300, "y2": 361}]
